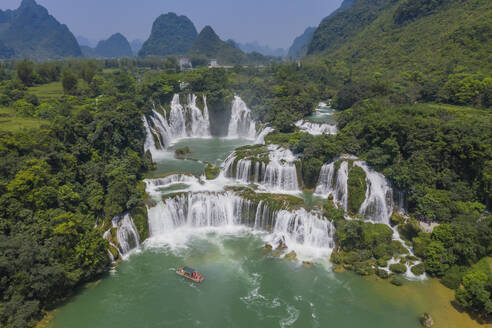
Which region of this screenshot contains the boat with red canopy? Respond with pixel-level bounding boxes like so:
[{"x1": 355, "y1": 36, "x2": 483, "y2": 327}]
[{"x1": 176, "y1": 267, "x2": 203, "y2": 283}]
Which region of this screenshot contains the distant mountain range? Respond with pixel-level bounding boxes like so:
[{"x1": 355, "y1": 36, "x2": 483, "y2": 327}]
[
  {"x1": 80, "y1": 33, "x2": 133, "y2": 58},
  {"x1": 287, "y1": 27, "x2": 316, "y2": 59},
  {"x1": 233, "y1": 41, "x2": 286, "y2": 58},
  {"x1": 76, "y1": 35, "x2": 98, "y2": 48},
  {"x1": 130, "y1": 39, "x2": 143, "y2": 55},
  {"x1": 136, "y1": 13, "x2": 277, "y2": 65},
  {"x1": 0, "y1": 0, "x2": 81, "y2": 60}
]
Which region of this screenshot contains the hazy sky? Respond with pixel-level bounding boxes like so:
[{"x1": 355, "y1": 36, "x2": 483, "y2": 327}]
[{"x1": 2, "y1": 0, "x2": 342, "y2": 49}]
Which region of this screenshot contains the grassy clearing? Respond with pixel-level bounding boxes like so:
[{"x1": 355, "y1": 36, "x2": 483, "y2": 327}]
[
  {"x1": 0, "y1": 107, "x2": 48, "y2": 133},
  {"x1": 28, "y1": 82, "x2": 64, "y2": 100},
  {"x1": 427, "y1": 103, "x2": 492, "y2": 119}
]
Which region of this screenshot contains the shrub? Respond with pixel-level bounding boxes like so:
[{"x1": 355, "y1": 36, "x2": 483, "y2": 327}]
[
  {"x1": 398, "y1": 220, "x2": 421, "y2": 241},
  {"x1": 377, "y1": 258, "x2": 388, "y2": 267},
  {"x1": 353, "y1": 261, "x2": 374, "y2": 276},
  {"x1": 390, "y1": 277, "x2": 404, "y2": 286},
  {"x1": 13, "y1": 99, "x2": 35, "y2": 117},
  {"x1": 323, "y1": 200, "x2": 345, "y2": 221},
  {"x1": 389, "y1": 263, "x2": 407, "y2": 274},
  {"x1": 376, "y1": 268, "x2": 389, "y2": 279},
  {"x1": 347, "y1": 165, "x2": 367, "y2": 215},
  {"x1": 204, "y1": 165, "x2": 220, "y2": 180},
  {"x1": 410, "y1": 263, "x2": 425, "y2": 276}
]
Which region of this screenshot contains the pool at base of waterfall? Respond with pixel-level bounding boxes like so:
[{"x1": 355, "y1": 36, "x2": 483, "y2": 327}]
[
  {"x1": 150, "y1": 137, "x2": 253, "y2": 177},
  {"x1": 48, "y1": 230, "x2": 475, "y2": 328}
]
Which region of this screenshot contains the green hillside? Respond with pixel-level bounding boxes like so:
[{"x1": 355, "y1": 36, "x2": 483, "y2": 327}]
[{"x1": 307, "y1": 0, "x2": 492, "y2": 78}]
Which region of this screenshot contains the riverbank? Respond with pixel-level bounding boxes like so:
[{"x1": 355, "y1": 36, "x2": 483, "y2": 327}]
[{"x1": 365, "y1": 276, "x2": 486, "y2": 328}]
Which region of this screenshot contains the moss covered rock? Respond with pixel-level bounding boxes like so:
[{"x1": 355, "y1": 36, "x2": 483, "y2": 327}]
[
  {"x1": 376, "y1": 268, "x2": 389, "y2": 279},
  {"x1": 353, "y1": 261, "x2": 375, "y2": 276},
  {"x1": 284, "y1": 251, "x2": 297, "y2": 261},
  {"x1": 390, "y1": 212, "x2": 405, "y2": 226},
  {"x1": 174, "y1": 146, "x2": 191, "y2": 159},
  {"x1": 204, "y1": 164, "x2": 220, "y2": 180},
  {"x1": 389, "y1": 263, "x2": 407, "y2": 274},
  {"x1": 347, "y1": 165, "x2": 367, "y2": 216},
  {"x1": 130, "y1": 206, "x2": 149, "y2": 242},
  {"x1": 390, "y1": 277, "x2": 404, "y2": 286}
]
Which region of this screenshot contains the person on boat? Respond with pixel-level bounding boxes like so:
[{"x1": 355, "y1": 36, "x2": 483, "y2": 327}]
[{"x1": 198, "y1": 274, "x2": 202, "y2": 281}]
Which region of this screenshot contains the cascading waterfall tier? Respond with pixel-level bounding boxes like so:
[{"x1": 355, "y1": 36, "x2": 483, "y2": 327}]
[
  {"x1": 146, "y1": 188, "x2": 335, "y2": 257},
  {"x1": 103, "y1": 213, "x2": 140, "y2": 258},
  {"x1": 221, "y1": 144, "x2": 300, "y2": 192},
  {"x1": 315, "y1": 158, "x2": 394, "y2": 223},
  {"x1": 143, "y1": 94, "x2": 211, "y2": 153},
  {"x1": 356, "y1": 162, "x2": 394, "y2": 225},
  {"x1": 294, "y1": 120, "x2": 337, "y2": 135},
  {"x1": 228, "y1": 96, "x2": 257, "y2": 139},
  {"x1": 315, "y1": 161, "x2": 349, "y2": 211}
]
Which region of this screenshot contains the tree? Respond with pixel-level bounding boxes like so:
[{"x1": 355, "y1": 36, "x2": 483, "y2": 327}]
[
  {"x1": 16, "y1": 60, "x2": 35, "y2": 86},
  {"x1": 79, "y1": 60, "x2": 98, "y2": 84},
  {"x1": 61, "y1": 69, "x2": 78, "y2": 95},
  {"x1": 455, "y1": 271, "x2": 492, "y2": 316}
]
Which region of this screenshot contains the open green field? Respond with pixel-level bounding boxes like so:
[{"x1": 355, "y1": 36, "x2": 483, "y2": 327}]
[
  {"x1": 0, "y1": 107, "x2": 48, "y2": 133},
  {"x1": 28, "y1": 82, "x2": 64, "y2": 100}
]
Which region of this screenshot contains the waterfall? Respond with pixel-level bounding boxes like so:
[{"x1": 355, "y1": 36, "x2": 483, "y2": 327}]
[
  {"x1": 262, "y1": 145, "x2": 299, "y2": 192},
  {"x1": 271, "y1": 209, "x2": 335, "y2": 250},
  {"x1": 314, "y1": 163, "x2": 335, "y2": 197},
  {"x1": 355, "y1": 162, "x2": 394, "y2": 224},
  {"x1": 228, "y1": 96, "x2": 257, "y2": 139},
  {"x1": 145, "y1": 189, "x2": 335, "y2": 258},
  {"x1": 221, "y1": 145, "x2": 300, "y2": 193},
  {"x1": 143, "y1": 94, "x2": 211, "y2": 154},
  {"x1": 295, "y1": 120, "x2": 337, "y2": 135},
  {"x1": 147, "y1": 192, "x2": 246, "y2": 235},
  {"x1": 254, "y1": 126, "x2": 274, "y2": 144},
  {"x1": 314, "y1": 161, "x2": 348, "y2": 210},
  {"x1": 315, "y1": 159, "x2": 394, "y2": 221},
  {"x1": 113, "y1": 213, "x2": 140, "y2": 255}
]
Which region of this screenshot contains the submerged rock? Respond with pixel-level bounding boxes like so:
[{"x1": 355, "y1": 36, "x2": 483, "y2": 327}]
[
  {"x1": 273, "y1": 250, "x2": 284, "y2": 257},
  {"x1": 263, "y1": 243, "x2": 273, "y2": 251},
  {"x1": 277, "y1": 237, "x2": 288, "y2": 249},
  {"x1": 302, "y1": 261, "x2": 313, "y2": 268},
  {"x1": 284, "y1": 251, "x2": 297, "y2": 261},
  {"x1": 419, "y1": 313, "x2": 434, "y2": 327}
]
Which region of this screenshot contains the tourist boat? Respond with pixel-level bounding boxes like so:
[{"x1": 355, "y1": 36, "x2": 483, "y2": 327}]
[{"x1": 176, "y1": 267, "x2": 204, "y2": 283}]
